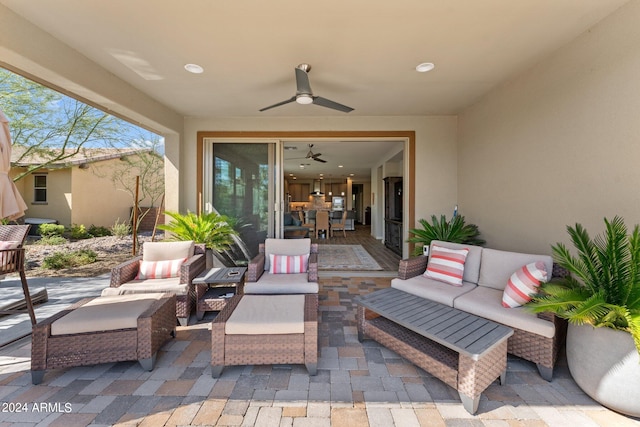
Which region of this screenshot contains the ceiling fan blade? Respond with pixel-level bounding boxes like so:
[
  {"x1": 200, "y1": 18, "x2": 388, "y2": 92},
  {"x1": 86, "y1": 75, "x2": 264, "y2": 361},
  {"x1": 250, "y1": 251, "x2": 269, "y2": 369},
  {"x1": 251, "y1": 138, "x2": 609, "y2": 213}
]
[
  {"x1": 259, "y1": 96, "x2": 296, "y2": 112},
  {"x1": 312, "y1": 157, "x2": 327, "y2": 163},
  {"x1": 295, "y1": 67, "x2": 313, "y2": 95},
  {"x1": 312, "y1": 96, "x2": 354, "y2": 113}
]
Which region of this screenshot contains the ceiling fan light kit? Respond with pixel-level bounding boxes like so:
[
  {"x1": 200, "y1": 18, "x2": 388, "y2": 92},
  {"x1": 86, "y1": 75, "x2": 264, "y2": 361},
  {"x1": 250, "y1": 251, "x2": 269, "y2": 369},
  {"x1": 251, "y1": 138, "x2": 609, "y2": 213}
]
[{"x1": 260, "y1": 64, "x2": 354, "y2": 113}]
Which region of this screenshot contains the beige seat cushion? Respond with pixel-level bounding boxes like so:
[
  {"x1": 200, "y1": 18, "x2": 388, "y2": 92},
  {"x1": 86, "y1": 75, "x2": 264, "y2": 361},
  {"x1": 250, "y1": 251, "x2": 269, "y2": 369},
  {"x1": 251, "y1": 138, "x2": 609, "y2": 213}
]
[
  {"x1": 226, "y1": 295, "x2": 305, "y2": 335},
  {"x1": 478, "y1": 248, "x2": 553, "y2": 291},
  {"x1": 453, "y1": 286, "x2": 556, "y2": 338},
  {"x1": 142, "y1": 240, "x2": 194, "y2": 261},
  {"x1": 51, "y1": 293, "x2": 165, "y2": 336},
  {"x1": 264, "y1": 238, "x2": 310, "y2": 271},
  {"x1": 101, "y1": 278, "x2": 187, "y2": 296},
  {"x1": 391, "y1": 276, "x2": 476, "y2": 307},
  {"x1": 244, "y1": 273, "x2": 318, "y2": 294}
]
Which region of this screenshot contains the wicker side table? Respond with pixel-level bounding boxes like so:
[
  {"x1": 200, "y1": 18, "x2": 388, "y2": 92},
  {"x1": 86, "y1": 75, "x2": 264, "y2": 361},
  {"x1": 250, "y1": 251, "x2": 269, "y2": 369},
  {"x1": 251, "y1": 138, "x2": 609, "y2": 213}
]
[{"x1": 194, "y1": 267, "x2": 247, "y2": 320}]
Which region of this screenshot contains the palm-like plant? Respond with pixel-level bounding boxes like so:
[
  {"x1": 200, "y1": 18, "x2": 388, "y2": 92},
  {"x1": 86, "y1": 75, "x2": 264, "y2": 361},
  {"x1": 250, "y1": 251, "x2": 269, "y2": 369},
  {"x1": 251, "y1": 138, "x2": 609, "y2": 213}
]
[
  {"x1": 158, "y1": 211, "x2": 237, "y2": 252},
  {"x1": 408, "y1": 214, "x2": 485, "y2": 256},
  {"x1": 528, "y1": 216, "x2": 640, "y2": 355}
]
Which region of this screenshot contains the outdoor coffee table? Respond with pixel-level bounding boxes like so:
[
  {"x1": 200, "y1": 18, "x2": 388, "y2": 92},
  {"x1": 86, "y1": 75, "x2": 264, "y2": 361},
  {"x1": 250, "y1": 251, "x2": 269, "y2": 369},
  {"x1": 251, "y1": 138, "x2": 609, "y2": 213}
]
[
  {"x1": 356, "y1": 287, "x2": 513, "y2": 414},
  {"x1": 194, "y1": 267, "x2": 247, "y2": 320},
  {"x1": 211, "y1": 293, "x2": 318, "y2": 377}
]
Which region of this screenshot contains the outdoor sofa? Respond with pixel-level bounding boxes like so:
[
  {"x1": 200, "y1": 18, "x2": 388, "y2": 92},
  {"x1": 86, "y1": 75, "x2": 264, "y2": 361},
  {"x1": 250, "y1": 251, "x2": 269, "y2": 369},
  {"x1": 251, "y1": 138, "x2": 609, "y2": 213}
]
[{"x1": 391, "y1": 240, "x2": 567, "y2": 381}]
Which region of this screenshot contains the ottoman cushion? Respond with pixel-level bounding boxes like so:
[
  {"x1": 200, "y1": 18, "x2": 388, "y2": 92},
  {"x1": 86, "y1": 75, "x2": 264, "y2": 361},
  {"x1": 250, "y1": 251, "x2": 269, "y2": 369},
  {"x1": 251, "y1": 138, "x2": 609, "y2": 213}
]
[
  {"x1": 51, "y1": 293, "x2": 165, "y2": 336},
  {"x1": 225, "y1": 295, "x2": 305, "y2": 335}
]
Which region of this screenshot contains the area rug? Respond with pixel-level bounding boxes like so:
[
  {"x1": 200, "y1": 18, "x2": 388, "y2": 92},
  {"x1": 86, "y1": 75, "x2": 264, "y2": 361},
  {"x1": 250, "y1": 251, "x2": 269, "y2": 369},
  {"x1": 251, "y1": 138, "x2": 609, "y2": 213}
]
[{"x1": 318, "y1": 245, "x2": 383, "y2": 271}]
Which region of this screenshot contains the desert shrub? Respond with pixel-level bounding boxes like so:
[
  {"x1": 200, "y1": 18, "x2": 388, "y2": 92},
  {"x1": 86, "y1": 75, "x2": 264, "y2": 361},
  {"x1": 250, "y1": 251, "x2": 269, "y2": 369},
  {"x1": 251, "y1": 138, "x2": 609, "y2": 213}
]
[
  {"x1": 35, "y1": 235, "x2": 68, "y2": 245},
  {"x1": 111, "y1": 218, "x2": 131, "y2": 237},
  {"x1": 42, "y1": 249, "x2": 97, "y2": 270},
  {"x1": 38, "y1": 223, "x2": 65, "y2": 237},
  {"x1": 88, "y1": 224, "x2": 112, "y2": 237},
  {"x1": 69, "y1": 224, "x2": 91, "y2": 239}
]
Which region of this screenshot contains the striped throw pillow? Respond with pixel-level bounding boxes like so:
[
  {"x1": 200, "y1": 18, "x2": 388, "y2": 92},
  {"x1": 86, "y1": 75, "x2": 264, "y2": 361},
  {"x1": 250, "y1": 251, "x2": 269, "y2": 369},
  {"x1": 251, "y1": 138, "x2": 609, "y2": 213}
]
[
  {"x1": 502, "y1": 261, "x2": 548, "y2": 308},
  {"x1": 423, "y1": 245, "x2": 469, "y2": 286},
  {"x1": 136, "y1": 258, "x2": 186, "y2": 279},
  {"x1": 269, "y1": 254, "x2": 309, "y2": 274}
]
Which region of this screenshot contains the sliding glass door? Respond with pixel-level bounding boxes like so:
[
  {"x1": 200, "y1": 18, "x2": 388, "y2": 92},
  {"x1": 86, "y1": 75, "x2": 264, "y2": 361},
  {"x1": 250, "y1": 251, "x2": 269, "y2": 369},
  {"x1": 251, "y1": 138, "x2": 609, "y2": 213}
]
[{"x1": 202, "y1": 139, "x2": 283, "y2": 262}]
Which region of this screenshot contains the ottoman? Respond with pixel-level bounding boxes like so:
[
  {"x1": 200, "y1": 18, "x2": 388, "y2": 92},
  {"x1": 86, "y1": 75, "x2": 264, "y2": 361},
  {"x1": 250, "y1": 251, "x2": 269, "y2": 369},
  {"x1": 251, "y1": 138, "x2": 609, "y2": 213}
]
[
  {"x1": 31, "y1": 293, "x2": 176, "y2": 384},
  {"x1": 211, "y1": 294, "x2": 318, "y2": 377}
]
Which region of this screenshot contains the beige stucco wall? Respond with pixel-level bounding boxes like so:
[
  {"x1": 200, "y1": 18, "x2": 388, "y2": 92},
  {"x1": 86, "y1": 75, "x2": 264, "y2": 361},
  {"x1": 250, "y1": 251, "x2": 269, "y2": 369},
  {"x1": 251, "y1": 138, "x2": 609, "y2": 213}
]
[
  {"x1": 458, "y1": 0, "x2": 640, "y2": 254},
  {"x1": 17, "y1": 169, "x2": 72, "y2": 225}
]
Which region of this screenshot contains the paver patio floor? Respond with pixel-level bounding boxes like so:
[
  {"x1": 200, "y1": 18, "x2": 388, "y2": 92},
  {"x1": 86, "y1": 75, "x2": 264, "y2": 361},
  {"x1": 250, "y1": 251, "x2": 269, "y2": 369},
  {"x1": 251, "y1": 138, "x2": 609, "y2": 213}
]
[{"x1": 0, "y1": 276, "x2": 638, "y2": 426}]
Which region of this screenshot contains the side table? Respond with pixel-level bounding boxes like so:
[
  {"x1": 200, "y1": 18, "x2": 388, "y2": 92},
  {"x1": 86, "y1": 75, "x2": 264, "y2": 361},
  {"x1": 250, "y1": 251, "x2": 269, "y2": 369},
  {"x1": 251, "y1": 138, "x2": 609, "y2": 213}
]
[{"x1": 194, "y1": 267, "x2": 247, "y2": 320}]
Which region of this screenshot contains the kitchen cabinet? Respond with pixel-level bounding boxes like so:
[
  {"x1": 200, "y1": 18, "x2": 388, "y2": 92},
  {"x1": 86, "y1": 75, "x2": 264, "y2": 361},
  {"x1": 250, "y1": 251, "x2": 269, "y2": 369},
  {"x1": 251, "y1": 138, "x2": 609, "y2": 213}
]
[{"x1": 288, "y1": 183, "x2": 310, "y2": 201}]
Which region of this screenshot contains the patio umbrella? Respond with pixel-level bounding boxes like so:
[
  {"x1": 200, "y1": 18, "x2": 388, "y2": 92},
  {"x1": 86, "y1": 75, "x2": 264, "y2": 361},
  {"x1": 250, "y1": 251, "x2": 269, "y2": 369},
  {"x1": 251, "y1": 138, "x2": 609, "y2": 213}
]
[{"x1": 0, "y1": 109, "x2": 28, "y2": 220}]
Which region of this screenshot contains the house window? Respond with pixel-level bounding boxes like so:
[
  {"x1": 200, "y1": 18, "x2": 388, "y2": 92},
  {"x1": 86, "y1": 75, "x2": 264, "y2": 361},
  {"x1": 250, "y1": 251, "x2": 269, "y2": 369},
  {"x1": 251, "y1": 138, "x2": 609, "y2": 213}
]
[{"x1": 33, "y1": 174, "x2": 47, "y2": 203}]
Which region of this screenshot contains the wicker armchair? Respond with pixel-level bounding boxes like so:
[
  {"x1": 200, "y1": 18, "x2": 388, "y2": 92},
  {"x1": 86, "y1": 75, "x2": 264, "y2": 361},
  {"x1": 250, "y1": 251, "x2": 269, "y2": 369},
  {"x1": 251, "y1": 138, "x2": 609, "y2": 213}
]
[
  {"x1": 106, "y1": 241, "x2": 206, "y2": 326},
  {"x1": 0, "y1": 224, "x2": 37, "y2": 324},
  {"x1": 245, "y1": 238, "x2": 318, "y2": 294}
]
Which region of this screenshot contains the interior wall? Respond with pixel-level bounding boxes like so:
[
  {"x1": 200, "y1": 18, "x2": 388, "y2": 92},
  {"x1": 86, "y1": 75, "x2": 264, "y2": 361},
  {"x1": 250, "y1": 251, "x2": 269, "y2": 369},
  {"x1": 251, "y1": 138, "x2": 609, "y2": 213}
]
[{"x1": 458, "y1": 0, "x2": 640, "y2": 254}]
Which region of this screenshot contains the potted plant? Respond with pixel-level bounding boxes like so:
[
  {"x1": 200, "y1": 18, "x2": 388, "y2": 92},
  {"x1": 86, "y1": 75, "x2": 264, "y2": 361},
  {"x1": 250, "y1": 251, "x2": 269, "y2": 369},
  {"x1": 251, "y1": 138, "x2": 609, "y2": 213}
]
[
  {"x1": 528, "y1": 216, "x2": 640, "y2": 416},
  {"x1": 159, "y1": 211, "x2": 237, "y2": 267},
  {"x1": 407, "y1": 214, "x2": 485, "y2": 256}
]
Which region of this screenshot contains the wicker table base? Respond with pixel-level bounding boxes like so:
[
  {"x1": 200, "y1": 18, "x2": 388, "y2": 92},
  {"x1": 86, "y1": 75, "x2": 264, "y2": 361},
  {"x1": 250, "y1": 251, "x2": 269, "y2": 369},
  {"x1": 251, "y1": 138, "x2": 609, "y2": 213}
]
[
  {"x1": 31, "y1": 293, "x2": 176, "y2": 385},
  {"x1": 211, "y1": 294, "x2": 318, "y2": 377}
]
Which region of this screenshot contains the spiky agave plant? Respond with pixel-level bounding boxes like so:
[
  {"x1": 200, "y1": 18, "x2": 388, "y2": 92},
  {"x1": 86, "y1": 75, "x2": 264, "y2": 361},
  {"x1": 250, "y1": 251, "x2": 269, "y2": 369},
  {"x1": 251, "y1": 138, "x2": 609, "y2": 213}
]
[
  {"x1": 158, "y1": 211, "x2": 236, "y2": 252},
  {"x1": 528, "y1": 216, "x2": 640, "y2": 355},
  {"x1": 407, "y1": 214, "x2": 485, "y2": 256}
]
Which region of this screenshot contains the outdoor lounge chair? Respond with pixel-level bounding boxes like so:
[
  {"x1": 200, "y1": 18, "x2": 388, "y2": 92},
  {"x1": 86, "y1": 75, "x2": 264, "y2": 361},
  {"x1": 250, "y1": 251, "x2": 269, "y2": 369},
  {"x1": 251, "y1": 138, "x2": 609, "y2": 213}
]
[
  {"x1": 0, "y1": 224, "x2": 37, "y2": 325},
  {"x1": 104, "y1": 240, "x2": 205, "y2": 326},
  {"x1": 245, "y1": 238, "x2": 319, "y2": 294}
]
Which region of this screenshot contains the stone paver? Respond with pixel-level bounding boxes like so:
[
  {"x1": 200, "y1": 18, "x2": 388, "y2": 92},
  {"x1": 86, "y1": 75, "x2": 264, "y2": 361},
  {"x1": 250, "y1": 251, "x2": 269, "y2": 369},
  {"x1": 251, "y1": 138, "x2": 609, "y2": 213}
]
[{"x1": 0, "y1": 276, "x2": 638, "y2": 426}]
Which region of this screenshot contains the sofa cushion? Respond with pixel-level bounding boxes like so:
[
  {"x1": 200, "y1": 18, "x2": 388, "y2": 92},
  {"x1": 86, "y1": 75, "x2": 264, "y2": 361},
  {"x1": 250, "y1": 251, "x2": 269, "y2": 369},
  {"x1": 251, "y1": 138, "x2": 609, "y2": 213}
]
[
  {"x1": 502, "y1": 261, "x2": 548, "y2": 308},
  {"x1": 101, "y1": 278, "x2": 187, "y2": 296},
  {"x1": 51, "y1": 293, "x2": 165, "y2": 335},
  {"x1": 424, "y1": 245, "x2": 469, "y2": 286},
  {"x1": 430, "y1": 240, "x2": 483, "y2": 285},
  {"x1": 225, "y1": 295, "x2": 305, "y2": 335},
  {"x1": 244, "y1": 273, "x2": 318, "y2": 294},
  {"x1": 269, "y1": 254, "x2": 309, "y2": 274},
  {"x1": 136, "y1": 258, "x2": 185, "y2": 279},
  {"x1": 453, "y1": 286, "x2": 555, "y2": 338},
  {"x1": 142, "y1": 240, "x2": 194, "y2": 262},
  {"x1": 478, "y1": 248, "x2": 553, "y2": 291},
  {"x1": 391, "y1": 276, "x2": 476, "y2": 307},
  {"x1": 264, "y1": 238, "x2": 310, "y2": 271}
]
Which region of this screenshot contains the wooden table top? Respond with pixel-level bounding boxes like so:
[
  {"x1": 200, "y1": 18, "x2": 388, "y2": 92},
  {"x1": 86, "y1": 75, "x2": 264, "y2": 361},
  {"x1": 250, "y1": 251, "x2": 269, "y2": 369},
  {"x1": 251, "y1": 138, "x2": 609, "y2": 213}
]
[{"x1": 356, "y1": 287, "x2": 513, "y2": 360}]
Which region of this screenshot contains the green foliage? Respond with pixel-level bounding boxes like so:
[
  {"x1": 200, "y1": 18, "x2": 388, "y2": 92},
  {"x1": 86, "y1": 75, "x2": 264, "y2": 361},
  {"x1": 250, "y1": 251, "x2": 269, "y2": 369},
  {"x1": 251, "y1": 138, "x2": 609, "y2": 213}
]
[
  {"x1": 407, "y1": 215, "x2": 486, "y2": 256},
  {"x1": 69, "y1": 224, "x2": 91, "y2": 239},
  {"x1": 111, "y1": 218, "x2": 131, "y2": 238},
  {"x1": 35, "y1": 235, "x2": 68, "y2": 245},
  {"x1": 42, "y1": 249, "x2": 97, "y2": 270},
  {"x1": 37, "y1": 223, "x2": 65, "y2": 237},
  {"x1": 87, "y1": 224, "x2": 112, "y2": 237},
  {"x1": 528, "y1": 216, "x2": 640, "y2": 355},
  {"x1": 158, "y1": 211, "x2": 237, "y2": 252}
]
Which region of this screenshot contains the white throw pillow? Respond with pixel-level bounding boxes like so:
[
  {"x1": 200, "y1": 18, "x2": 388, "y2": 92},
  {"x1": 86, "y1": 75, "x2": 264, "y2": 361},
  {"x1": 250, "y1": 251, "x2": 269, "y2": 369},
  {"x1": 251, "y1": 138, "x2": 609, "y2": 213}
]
[
  {"x1": 136, "y1": 258, "x2": 186, "y2": 279},
  {"x1": 269, "y1": 254, "x2": 309, "y2": 274},
  {"x1": 502, "y1": 261, "x2": 548, "y2": 308},
  {"x1": 423, "y1": 245, "x2": 469, "y2": 286}
]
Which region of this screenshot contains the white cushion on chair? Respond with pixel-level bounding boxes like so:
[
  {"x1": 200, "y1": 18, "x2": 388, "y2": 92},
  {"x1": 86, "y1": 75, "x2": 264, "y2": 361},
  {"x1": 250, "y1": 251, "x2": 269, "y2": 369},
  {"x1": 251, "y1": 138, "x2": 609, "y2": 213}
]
[
  {"x1": 142, "y1": 241, "x2": 194, "y2": 261},
  {"x1": 264, "y1": 238, "x2": 310, "y2": 271},
  {"x1": 244, "y1": 273, "x2": 319, "y2": 294},
  {"x1": 51, "y1": 293, "x2": 165, "y2": 335},
  {"x1": 225, "y1": 295, "x2": 305, "y2": 335},
  {"x1": 101, "y1": 278, "x2": 188, "y2": 296}
]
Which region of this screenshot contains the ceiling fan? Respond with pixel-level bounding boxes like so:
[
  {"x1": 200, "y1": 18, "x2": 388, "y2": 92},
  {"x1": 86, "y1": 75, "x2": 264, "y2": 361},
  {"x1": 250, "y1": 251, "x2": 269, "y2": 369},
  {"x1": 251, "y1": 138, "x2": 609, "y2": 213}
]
[
  {"x1": 259, "y1": 64, "x2": 354, "y2": 113},
  {"x1": 287, "y1": 144, "x2": 327, "y2": 163}
]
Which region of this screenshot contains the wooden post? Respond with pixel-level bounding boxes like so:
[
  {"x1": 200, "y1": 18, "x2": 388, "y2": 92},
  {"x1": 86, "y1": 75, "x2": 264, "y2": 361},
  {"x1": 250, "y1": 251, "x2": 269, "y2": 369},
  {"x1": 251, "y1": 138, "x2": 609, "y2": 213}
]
[
  {"x1": 152, "y1": 193, "x2": 165, "y2": 242},
  {"x1": 132, "y1": 176, "x2": 139, "y2": 255}
]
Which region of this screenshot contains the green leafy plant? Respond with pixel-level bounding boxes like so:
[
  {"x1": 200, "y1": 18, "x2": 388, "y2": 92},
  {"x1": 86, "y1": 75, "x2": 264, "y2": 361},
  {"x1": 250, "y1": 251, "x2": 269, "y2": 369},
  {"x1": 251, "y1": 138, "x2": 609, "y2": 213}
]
[
  {"x1": 35, "y1": 235, "x2": 68, "y2": 245},
  {"x1": 38, "y1": 223, "x2": 65, "y2": 237},
  {"x1": 87, "y1": 224, "x2": 112, "y2": 237},
  {"x1": 69, "y1": 224, "x2": 91, "y2": 239},
  {"x1": 527, "y1": 216, "x2": 640, "y2": 355},
  {"x1": 111, "y1": 218, "x2": 131, "y2": 237},
  {"x1": 158, "y1": 211, "x2": 237, "y2": 252},
  {"x1": 408, "y1": 214, "x2": 486, "y2": 255},
  {"x1": 42, "y1": 249, "x2": 97, "y2": 269}
]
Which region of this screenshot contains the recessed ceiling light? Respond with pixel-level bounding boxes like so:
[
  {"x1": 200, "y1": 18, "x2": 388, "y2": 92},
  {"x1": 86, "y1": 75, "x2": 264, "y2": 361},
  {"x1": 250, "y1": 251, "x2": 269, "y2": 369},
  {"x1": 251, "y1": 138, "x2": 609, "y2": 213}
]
[
  {"x1": 338, "y1": 165, "x2": 344, "y2": 168},
  {"x1": 184, "y1": 63, "x2": 204, "y2": 74},
  {"x1": 416, "y1": 62, "x2": 435, "y2": 73}
]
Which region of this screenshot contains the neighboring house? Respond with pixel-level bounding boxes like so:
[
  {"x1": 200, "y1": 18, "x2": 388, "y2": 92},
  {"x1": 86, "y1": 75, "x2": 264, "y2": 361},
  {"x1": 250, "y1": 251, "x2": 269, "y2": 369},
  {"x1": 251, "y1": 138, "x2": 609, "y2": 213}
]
[{"x1": 10, "y1": 147, "x2": 163, "y2": 229}]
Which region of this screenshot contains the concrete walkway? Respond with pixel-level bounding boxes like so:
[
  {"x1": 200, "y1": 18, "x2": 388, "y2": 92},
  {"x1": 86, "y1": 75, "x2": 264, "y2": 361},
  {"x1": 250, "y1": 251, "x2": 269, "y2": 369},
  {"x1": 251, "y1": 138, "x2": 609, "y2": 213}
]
[{"x1": 0, "y1": 276, "x2": 639, "y2": 426}]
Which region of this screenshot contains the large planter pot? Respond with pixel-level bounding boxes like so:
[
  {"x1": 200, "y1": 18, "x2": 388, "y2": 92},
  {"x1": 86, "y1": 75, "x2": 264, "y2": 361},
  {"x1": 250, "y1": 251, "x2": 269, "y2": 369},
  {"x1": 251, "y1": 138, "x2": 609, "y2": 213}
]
[{"x1": 566, "y1": 323, "x2": 640, "y2": 417}]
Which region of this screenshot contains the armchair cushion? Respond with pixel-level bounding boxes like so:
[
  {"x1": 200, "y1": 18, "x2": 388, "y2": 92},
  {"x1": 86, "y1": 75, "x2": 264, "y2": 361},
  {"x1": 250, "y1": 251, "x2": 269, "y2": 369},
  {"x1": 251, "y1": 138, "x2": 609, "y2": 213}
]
[
  {"x1": 269, "y1": 254, "x2": 309, "y2": 274},
  {"x1": 264, "y1": 238, "x2": 311, "y2": 271},
  {"x1": 102, "y1": 278, "x2": 188, "y2": 296},
  {"x1": 136, "y1": 258, "x2": 186, "y2": 279},
  {"x1": 142, "y1": 240, "x2": 194, "y2": 261},
  {"x1": 0, "y1": 241, "x2": 20, "y2": 250},
  {"x1": 244, "y1": 273, "x2": 319, "y2": 294}
]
